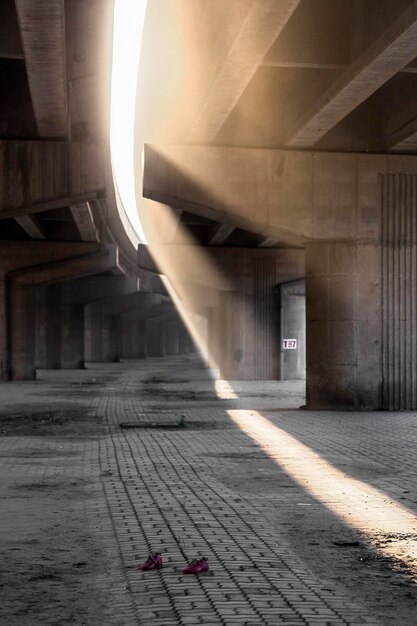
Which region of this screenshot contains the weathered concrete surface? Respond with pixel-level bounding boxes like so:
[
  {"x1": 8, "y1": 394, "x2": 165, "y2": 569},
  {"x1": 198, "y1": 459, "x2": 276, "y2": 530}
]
[
  {"x1": 15, "y1": 0, "x2": 67, "y2": 138},
  {"x1": 0, "y1": 141, "x2": 68, "y2": 215},
  {"x1": 189, "y1": 0, "x2": 301, "y2": 143},
  {"x1": 287, "y1": 0, "x2": 417, "y2": 147},
  {"x1": 306, "y1": 241, "x2": 381, "y2": 410}
]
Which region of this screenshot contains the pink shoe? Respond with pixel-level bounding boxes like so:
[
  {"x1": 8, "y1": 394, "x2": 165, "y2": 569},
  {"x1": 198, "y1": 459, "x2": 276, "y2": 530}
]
[
  {"x1": 182, "y1": 557, "x2": 209, "y2": 574},
  {"x1": 140, "y1": 552, "x2": 163, "y2": 571}
]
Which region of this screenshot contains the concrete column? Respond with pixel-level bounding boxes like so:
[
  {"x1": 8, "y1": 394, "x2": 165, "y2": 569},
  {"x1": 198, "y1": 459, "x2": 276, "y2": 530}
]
[
  {"x1": 0, "y1": 276, "x2": 7, "y2": 380},
  {"x1": 165, "y1": 322, "x2": 180, "y2": 355},
  {"x1": 120, "y1": 314, "x2": 146, "y2": 358},
  {"x1": 84, "y1": 302, "x2": 99, "y2": 362},
  {"x1": 145, "y1": 318, "x2": 165, "y2": 357},
  {"x1": 119, "y1": 294, "x2": 163, "y2": 358},
  {"x1": 36, "y1": 284, "x2": 62, "y2": 369},
  {"x1": 178, "y1": 327, "x2": 189, "y2": 354},
  {"x1": 218, "y1": 291, "x2": 245, "y2": 379},
  {"x1": 36, "y1": 285, "x2": 85, "y2": 369},
  {"x1": 10, "y1": 284, "x2": 37, "y2": 380},
  {"x1": 102, "y1": 314, "x2": 120, "y2": 362},
  {"x1": 125, "y1": 319, "x2": 146, "y2": 358},
  {"x1": 84, "y1": 302, "x2": 120, "y2": 362},
  {"x1": 61, "y1": 304, "x2": 84, "y2": 368},
  {"x1": 306, "y1": 241, "x2": 381, "y2": 410}
]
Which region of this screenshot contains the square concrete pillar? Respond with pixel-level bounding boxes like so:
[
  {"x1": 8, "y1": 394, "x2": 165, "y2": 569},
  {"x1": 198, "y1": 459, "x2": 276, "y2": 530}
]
[
  {"x1": 61, "y1": 304, "x2": 85, "y2": 368},
  {"x1": 11, "y1": 284, "x2": 37, "y2": 380},
  {"x1": 306, "y1": 242, "x2": 382, "y2": 409},
  {"x1": 145, "y1": 318, "x2": 166, "y2": 357},
  {"x1": 165, "y1": 322, "x2": 180, "y2": 355}
]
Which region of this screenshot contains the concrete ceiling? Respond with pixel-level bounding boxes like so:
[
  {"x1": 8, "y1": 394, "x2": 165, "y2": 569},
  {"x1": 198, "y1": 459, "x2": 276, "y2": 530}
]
[
  {"x1": 137, "y1": 0, "x2": 417, "y2": 154},
  {"x1": 5, "y1": 0, "x2": 417, "y2": 250}
]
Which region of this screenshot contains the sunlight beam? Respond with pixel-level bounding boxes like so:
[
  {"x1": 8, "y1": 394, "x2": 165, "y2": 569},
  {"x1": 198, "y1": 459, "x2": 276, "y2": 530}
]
[
  {"x1": 110, "y1": 0, "x2": 147, "y2": 243},
  {"x1": 228, "y1": 409, "x2": 417, "y2": 576}
]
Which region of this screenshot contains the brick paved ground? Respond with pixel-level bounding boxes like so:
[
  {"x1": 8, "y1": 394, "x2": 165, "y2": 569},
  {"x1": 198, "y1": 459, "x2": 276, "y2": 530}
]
[{"x1": 1, "y1": 354, "x2": 417, "y2": 624}]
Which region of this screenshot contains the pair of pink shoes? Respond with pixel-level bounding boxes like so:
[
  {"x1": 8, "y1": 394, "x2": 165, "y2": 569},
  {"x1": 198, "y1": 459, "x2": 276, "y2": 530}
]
[{"x1": 140, "y1": 552, "x2": 209, "y2": 574}]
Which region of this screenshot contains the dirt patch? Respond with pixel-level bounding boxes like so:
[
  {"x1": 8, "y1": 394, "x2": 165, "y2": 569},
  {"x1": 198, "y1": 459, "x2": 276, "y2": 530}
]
[
  {"x1": 0, "y1": 470, "x2": 123, "y2": 625},
  {"x1": 0, "y1": 409, "x2": 103, "y2": 437},
  {"x1": 120, "y1": 420, "x2": 233, "y2": 431},
  {"x1": 141, "y1": 387, "x2": 218, "y2": 401}
]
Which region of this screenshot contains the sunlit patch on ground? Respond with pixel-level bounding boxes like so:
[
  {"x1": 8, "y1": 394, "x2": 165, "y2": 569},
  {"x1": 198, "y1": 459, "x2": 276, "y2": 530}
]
[{"x1": 227, "y1": 408, "x2": 417, "y2": 581}]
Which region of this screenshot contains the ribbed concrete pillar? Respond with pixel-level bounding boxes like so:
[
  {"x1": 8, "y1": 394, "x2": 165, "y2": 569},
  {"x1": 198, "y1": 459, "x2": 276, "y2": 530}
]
[
  {"x1": 381, "y1": 174, "x2": 417, "y2": 409},
  {"x1": 11, "y1": 284, "x2": 37, "y2": 380},
  {"x1": 207, "y1": 306, "x2": 221, "y2": 366},
  {"x1": 306, "y1": 241, "x2": 381, "y2": 410},
  {"x1": 218, "y1": 291, "x2": 244, "y2": 379}
]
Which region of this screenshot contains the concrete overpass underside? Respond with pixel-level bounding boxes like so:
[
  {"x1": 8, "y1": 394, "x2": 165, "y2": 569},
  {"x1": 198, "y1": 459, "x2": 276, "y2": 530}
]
[
  {"x1": 3, "y1": 0, "x2": 417, "y2": 411},
  {"x1": 4, "y1": 3, "x2": 417, "y2": 625}
]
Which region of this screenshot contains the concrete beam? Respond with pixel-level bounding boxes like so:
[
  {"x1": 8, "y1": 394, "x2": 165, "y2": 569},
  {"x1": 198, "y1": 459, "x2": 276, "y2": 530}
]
[
  {"x1": 261, "y1": 60, "x2": 417, "y2": 74},
  {"x1": 258, "y1": 236, "x2": 279, "y2": 248},
  {"x1": 15, "y1": 215, "x2": 46, "y2": 239},
  {"x1": 12, "y1": 244, "x2": 121, "y2": 286},
  {"x1": 189, "y1": 0, "x2": 301, "y2": 142},
  {"x1": 208, "y1": 223, "x2": 235, "y2": 246},
  {"x1": 69, "y1": 202, "x2": 98, "y2": 242},
  {"x1": 143, "y1": 143, "x2": 417, "y2": 244},
  {"x1": 0, "y1": 191, "x2": 100, "y2": 221},
  {"x1": 15, "y1": 0, "x2": 67, "y2": 137},
  {"x1": 388, "y1": 117, "x2": 417, "y2": 151},
  {"x1": 0, "y1": 50, "x2": 24, "y2": 59},
  {"x1": 0, "y1": 0, "x2": 24, "y2": 60},
  {"x1": 0, "y1": 141, "x2": 70, "y2": 216},
  {"x1": 288, "y1": 1, "x2": 417, "y2": 147},
  {"x1": 261, "y1": 60, "x2": 345, "y2": 70}
]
